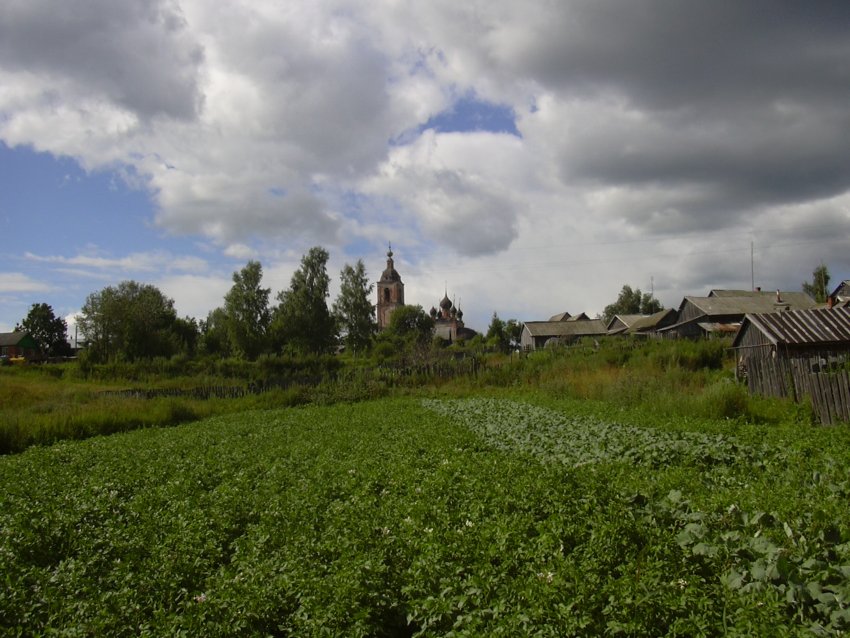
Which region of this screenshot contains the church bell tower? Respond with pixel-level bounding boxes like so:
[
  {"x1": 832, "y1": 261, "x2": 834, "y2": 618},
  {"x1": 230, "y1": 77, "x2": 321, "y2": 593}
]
[{"x1": 377, "y1": 244, "x2": 404, "y2": 329}]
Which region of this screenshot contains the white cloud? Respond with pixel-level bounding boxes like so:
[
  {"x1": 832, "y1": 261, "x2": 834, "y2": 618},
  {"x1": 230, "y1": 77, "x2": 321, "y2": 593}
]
[
  {"x1": 24, "y1": 250, "x2": 208, "y2": 274},
  {"x1": 0, "y1": 272, "x2": 51, "y2": 293},
  {"x1": 156, "y1": 274, "x2": 231, "y2": 320},
  {"x1": 223, "y1": 243, "x2": 258, "y2": 260}
]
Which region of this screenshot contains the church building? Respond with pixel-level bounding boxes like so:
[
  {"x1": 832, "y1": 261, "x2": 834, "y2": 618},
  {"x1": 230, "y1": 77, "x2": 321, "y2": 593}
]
[
  {"x1": 429, "y1": 293, "x2": 478, "y2": 343},
  {"x1": 376, "y1": 245, "x2": 404, "y2": 330},
  {"x1": 376, "y1": 246, "x2": 478, "y2": 342}
]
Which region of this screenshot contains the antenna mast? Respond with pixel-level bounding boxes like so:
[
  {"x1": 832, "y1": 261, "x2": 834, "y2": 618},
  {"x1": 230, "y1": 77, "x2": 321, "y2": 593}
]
[{"x1": 750, "y1": 241, "x2": 755, "y2": 291}]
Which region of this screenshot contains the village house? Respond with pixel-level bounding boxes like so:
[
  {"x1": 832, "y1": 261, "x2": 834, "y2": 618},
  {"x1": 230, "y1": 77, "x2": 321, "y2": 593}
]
[
  {"x1": 659, "y1": 289, "x2": 818, "y2": 339},
  {"x1": 0, "y1": 332, "x2": 40, "y2": 361},
  {"x1": 830, "y1": 280, "x2": 850, "y2": 306},
  {"x1": 731, "y1": 306, "x2": 850, "y2": 424},
  {"x1": 623, "y1": 308, "x2": 679, "y2": 338},
  {"x1": 520, "y1": 316, "x2": 607, "y2": 351},
  {"x1": 548, "y1": 311, "x2": 590, "y2": 322},
  {"x1": 605, "y1": 314, "x2": 647, "y2": 335}
]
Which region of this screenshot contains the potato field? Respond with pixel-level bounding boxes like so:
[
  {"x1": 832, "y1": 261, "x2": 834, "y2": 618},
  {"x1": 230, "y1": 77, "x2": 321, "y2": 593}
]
[{"x1": 3, "y1": 396, "x2": 850, "y2": 636}]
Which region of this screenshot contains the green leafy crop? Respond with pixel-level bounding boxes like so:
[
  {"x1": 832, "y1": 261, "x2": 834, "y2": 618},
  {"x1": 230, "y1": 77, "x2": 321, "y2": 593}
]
[{"x1": 2, "y1": 397, "x2": 850, "y2": 635}]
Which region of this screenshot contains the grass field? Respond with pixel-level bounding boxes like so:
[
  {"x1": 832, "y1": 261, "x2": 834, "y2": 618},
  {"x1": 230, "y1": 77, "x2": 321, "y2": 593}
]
[{"x1": 3, "y1": 395, "x2": 850, "y2": 636}]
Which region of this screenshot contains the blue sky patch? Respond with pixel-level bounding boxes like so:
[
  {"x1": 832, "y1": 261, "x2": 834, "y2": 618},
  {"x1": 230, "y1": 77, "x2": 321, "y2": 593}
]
[{"x1": 421, "y1": 95, "x2": 520, "y2": 137}]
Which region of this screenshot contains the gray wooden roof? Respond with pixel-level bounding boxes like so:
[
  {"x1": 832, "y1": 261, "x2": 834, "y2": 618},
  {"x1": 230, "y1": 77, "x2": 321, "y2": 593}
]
[
  {"x1": 523, "y1": 320, "x2": 607, "y2": 337},
  {"x1": 732, "y1": 307, "x2": 850, "y2": 348},
  {"x1": 606, "y1": 314, "x2": 646, "y2": 331},
  {"x1": 681, "y1": 292, "x2": 817, "y2": 316},
  {"x1": 626, "y1": 308, "x2": 678, "y2": 333}
]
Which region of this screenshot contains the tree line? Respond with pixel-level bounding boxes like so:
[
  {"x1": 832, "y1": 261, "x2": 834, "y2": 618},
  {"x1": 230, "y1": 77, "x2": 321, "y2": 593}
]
[
  {"x1": 73, "y1": 247, "x2": 378, "y2": 363},
  {"x1": 12, "y1": 246, "x2": 520, "y2": 364},
  {"x1": 15, "y1": 253, "x2": 832, "y2": 364}
]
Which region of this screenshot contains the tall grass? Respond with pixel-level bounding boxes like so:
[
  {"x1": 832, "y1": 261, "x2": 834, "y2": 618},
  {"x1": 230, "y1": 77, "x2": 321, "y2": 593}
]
[
  {"x1": 1, "y1": 337, "x2": 817, "y2": 455},
  {"x1": 459, "y1": 337, "x2": 815, "y2": 426},
  {"x1": 0, "y1": 359, "x2": 387, "y2": 455}
]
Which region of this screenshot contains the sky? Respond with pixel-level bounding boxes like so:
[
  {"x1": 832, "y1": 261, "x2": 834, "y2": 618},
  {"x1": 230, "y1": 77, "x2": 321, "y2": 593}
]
[{"x1": 2, "y1": 1, "x2": 850, "y2": 337}]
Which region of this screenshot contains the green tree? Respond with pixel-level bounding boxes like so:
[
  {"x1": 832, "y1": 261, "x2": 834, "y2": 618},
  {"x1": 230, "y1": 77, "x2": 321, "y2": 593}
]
[
  {"x1": 78, "y1": 281, "x2": 180, "y2": 362},
  {"x1": 333, "y1": 260, "x2": 375, "y2": 355},
  {"x1": 385, "y1": 304, "x2": 434, "y2": 346},
  {"x1": 171, "y1": 316, "x2": 200, "y2": 357},
  {"x1": 504, "y1": 319, "x2": 523, "y2": 351},
  {"x1": 272, "y1": 247, "x2": 336, "y2": 355},
  {"x1": 603, "y1": 285, "x2": 663, "y2": 323},
  {"x1": 373, "y1": 304, "x2": 434, "y2": 365},
  {"x1": 485, "y1": 312, "x2": 509, "y2": 353},
  {"x1": 802, "y1": 264, "x2": 830, "y2": 303},
  {"x1": 15, "y1": 303, "x2": 71, "y2": 356},
  {"x1": 224, "y1": 261, "x2": 271, "y2": 359},
  {"x1": 198, "y1": 307, "x2": 231, "y2": 357},
  {"x1": 639, "y1": 292, "x2": 663, "y2": 315}
]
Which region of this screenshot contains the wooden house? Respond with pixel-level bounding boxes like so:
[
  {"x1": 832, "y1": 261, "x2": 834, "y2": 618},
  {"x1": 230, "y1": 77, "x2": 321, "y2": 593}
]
[
  {"x1": 731, "y1": 307, "x2": 850, "y2": 424},
  {"x1": 0, "y1": 332, "x2": 40, "y2": 361},
  {"x1": 624, "y1": 308, "x2": 678, "y2": 337},
  {"x1": 547, "y1": 311, "x2": 591, "y2": 322},
  {"x1": 520, "y1": 319, "x2": 607, "y2": 351},
  {"x1": 660, "y1": 290, "x2": 817, "y2": 339},
  {"x1": 830, "y1": 280, "x2": 850, "y2": 305},
  {"x1": 606, "y1": 314, "x2": 647, "y2": 335}
]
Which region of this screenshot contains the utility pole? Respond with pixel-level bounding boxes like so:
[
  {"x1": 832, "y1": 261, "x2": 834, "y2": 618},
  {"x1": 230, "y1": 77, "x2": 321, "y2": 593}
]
[{"x1": 750, "y1": 241, "x2": 755, "y2": 291}]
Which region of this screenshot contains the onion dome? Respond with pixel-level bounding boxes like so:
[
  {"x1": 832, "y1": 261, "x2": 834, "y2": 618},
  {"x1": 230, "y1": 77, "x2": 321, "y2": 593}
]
[
  {"x1": 439, "y1": 294, "x2": 452, "y2": 310},
  {"x1": 457, "y1": 308, "x2": 464, "y2": 320},
  {"x1": 429, "y1": 306, "x2": 438, "y2": 318}
]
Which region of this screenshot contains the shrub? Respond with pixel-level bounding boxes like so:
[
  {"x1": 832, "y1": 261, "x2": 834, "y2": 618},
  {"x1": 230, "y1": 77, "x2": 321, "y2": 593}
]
[{"x1": 695, "y1": 378, "x2": 750, "y2": 420}]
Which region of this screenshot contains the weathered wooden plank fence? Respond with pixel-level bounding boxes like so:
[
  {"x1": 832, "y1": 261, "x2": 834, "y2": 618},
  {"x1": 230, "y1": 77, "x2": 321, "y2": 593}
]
[
  {"x1": 99, "y1": 358, "x2": 481, "y2": 401},
  {"x1": 746, "y1": 353, "x2": 850, "y2": 425}
]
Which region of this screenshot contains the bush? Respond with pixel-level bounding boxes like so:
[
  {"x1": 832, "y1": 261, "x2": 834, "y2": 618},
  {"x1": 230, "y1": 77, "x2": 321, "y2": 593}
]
[{"x1": 695, "y1": 378, "x2": 750, "y2": 420}]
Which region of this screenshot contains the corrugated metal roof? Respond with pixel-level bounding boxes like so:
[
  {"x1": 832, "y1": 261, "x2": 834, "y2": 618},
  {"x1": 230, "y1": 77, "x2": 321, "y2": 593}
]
[{"x1": 733, "y1": 307, "x2": 850, "y2": 348}]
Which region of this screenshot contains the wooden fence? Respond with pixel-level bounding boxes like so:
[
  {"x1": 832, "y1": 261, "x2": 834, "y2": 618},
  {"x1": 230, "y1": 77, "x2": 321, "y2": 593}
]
[
  {"x1": 745, "y1": 352, "x2": 850, "y2": 425},
  {"x1": 99, "y1": 358, "x2": 481, "y2": 402}
]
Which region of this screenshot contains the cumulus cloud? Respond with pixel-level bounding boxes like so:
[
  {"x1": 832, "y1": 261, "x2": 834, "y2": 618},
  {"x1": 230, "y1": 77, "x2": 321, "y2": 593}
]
[
  {"x1": 156, "y1": 273, "x2": 231, "y2": 319},
  {"x1": 3, "y1": 0, "x2": 850, "y2": 330},
  {"x1": 364, "y1": 130, "x2": 533, "y2": 255},
  {"x1": 0, "y1": 0, "x2": 204, "y2": 120}
]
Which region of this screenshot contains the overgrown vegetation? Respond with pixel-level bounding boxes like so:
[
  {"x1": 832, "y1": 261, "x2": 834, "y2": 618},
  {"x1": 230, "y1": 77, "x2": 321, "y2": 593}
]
[{"x1": 1, "y1": 336, "x2": 829, "y2": 455}]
